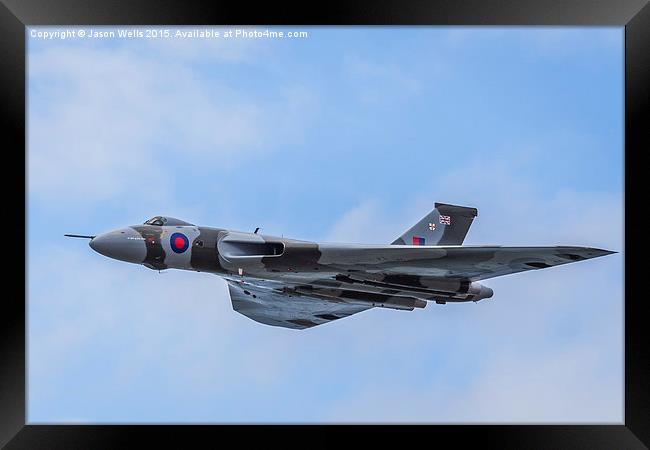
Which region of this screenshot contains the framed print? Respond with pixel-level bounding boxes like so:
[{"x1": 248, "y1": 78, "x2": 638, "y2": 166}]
[{"x1": 2, "y1": 0, "x2": 648, "y2": 448}]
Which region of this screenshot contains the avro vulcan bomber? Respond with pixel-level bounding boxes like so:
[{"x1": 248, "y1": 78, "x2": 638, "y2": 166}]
[{"x1": 66, "y1": 203, "x2": 614, "y2": 329}]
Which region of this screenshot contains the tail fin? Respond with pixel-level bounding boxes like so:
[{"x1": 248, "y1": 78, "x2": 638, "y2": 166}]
[{"x1": 391, "y1": 202, "x2": 478, "y2": 246}]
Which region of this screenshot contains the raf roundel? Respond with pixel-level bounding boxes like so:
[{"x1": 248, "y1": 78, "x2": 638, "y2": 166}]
[{"x1": 170, "y1": 232, "x2": 189, "y2": 254}]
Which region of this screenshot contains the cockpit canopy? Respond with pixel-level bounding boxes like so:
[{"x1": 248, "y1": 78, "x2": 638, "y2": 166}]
[{"x1": 143, "y1": 216, "x2": 195, "y2": 227}]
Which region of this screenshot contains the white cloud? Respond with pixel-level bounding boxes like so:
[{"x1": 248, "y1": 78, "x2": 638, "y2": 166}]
[
  {"x1": 343, "y1": 54, "x2": 424, "y2": 105},
  {"x1": 325, "y1": 199, "x2": 400, "y2": 244},
  {"x1": 28, "y1": 39, "x2": 317, "y2": 208},
  {"x1": 324, "y1": 342, "x2": 621, "y2": 423},
  {"x1": 28, "y1": 244, "x2": 305, "y2": 421}
]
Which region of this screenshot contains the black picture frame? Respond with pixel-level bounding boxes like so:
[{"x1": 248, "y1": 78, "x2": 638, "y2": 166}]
[{"x1": 2, "y1": 0, "x2": 648, "y2": 448}]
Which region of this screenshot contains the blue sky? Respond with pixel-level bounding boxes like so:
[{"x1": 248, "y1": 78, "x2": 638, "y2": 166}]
[{"x1": 27, "y1": 26, "x2": 623, "y2": 423}]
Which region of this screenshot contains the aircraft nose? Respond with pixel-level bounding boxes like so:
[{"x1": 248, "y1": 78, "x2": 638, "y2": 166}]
[{"x1": 89, "y1": 228, "x2": 147, "y2": 264}]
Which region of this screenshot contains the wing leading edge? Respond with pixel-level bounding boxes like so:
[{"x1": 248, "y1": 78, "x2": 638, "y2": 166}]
[{"x1": 316, "y1": 244, "x2": 614, "y2": 281}]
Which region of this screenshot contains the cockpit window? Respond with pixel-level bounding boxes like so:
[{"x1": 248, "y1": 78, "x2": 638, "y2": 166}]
[
  {"x1": 144, "y1": 216, "x2": 195, "y2": 226},
  {"x1": 144, "y1": 216, "x2": 166, "y2": 226}
]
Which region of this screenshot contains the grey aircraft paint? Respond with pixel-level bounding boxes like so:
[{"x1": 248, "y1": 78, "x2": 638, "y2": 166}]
[{"x1": 69, "y1": 205, "x2": 615, "y2": 330}]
